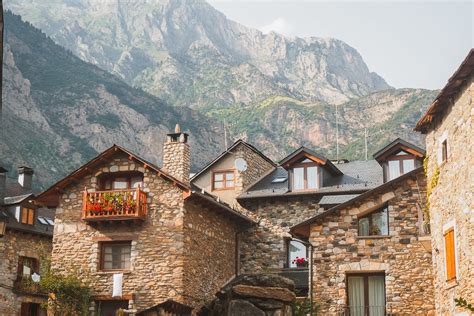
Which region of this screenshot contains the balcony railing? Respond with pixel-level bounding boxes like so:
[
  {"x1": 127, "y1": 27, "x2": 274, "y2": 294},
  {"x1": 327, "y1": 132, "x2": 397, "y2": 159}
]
[
  {"x1": 13, "y1": 277, "x2": 46, "y2": 296},
  {"x1": 82, "y1": 187, "x2": 147, "y2": 221},
  {"x1": 336, "y1": 305, "x2": 388, "y2": 316},
  {"x1": 278, "y1": 268, "x2": 309, "y2": 295}
]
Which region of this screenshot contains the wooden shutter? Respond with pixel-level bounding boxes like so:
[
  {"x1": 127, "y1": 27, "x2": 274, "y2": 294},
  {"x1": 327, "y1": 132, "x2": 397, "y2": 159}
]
[
  {"x1": 21, "y1": 208, "x2": 28, "y2": 224},
  {"x1": 444, "y1": 229, "x2": 456, "y2": 281},
  {"x1": 27, "y1": 209, "x2": 34, "y2": 225}
]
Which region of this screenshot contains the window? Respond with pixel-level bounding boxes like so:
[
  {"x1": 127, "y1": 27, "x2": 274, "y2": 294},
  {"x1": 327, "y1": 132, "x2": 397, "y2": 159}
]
[
  {"x1": 287, "y1": 240, "x2": 308, "y2": 268},
  {"x1": 387, "y1": 153, "x2": 416, "y2": 181},
  {"x1": 292, "y1": 160, "x2": 319, "y2": 191},
  {"x1": 441, "y1": 139, "x2": 448, "y2": 163},
  {"x1": 17, "y1": 256, "x2": 39, "y2": 280},
  {"x1": 100, "y1": 172, "x2": 143, "y2": 190},
  {"x1": 212, "y1": 170, "x2": 235, "y2": 190},
  {"x1": 358, "y1": 206, "x2": 389, "y2": 236},
  {"x1": 347, "y1": 273, "x2": 386, "y2": 316},
  {"x1": 21, "y1": 208, "x2": 35, "y2": 225},
  {"x1": 444, "y1": 228, "x2": 456, "y2": 282},
  {"x1": 100, "y1": 242, "x2": 131, "y2": 271}
]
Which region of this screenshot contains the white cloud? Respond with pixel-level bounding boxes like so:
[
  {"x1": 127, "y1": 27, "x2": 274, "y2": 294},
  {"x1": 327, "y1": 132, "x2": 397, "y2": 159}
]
[{"x1": 259, "y1": 17, "x2": 294, "y2": 36}]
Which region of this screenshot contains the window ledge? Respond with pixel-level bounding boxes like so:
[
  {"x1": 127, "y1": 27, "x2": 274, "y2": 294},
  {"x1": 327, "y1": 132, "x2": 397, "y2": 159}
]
[
  {"x1": 96, "y1": 270, "x2": 131, "y2": 275},
  {"x1": 445, "y1": 280, "x2": 458, "y2": 290},
  {"x1": 356, "y1": 235, "x2": 391, "y2": 239}
]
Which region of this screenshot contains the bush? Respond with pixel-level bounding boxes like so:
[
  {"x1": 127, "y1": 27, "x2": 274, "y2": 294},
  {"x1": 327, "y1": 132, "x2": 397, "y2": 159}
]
[{"x1": 40, "y1": 271, "x2": 91, "y2": 315}]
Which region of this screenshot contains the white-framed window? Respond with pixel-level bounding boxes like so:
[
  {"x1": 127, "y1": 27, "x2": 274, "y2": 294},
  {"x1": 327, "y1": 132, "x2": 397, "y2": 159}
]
[
  {"x1": 442, "y1": 220, "x2": 458, "y2": 282},
  {"x1": 437, "y1": 132, "x2": 448, "y2": 165}
]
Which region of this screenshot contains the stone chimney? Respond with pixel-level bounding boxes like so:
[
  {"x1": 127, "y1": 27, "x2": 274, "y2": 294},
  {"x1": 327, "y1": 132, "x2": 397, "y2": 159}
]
[
  {"x1": 0, "y1": 167, "x2": 7, "y2": 205},
  {"x1": 162, "y1": 124, "x2": 190, "y2": 183},
  {"x1": 17, "y1": 166, "x2": 34, "y2": 190}
]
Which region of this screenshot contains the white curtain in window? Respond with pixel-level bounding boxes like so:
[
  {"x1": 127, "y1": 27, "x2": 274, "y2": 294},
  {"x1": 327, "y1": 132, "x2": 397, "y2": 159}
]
[
  {"x1": 403, "y1": 159, "x2": 415, "y2": 173},
  {"x1": 388, "y1": 160, "x2": 400, "y2": 180},
  {"x1": 348, "y1": 276, "x2": 365, "y2": 316},
  {"x1": 288, "y1": 240, "x2": 307, "y2": 268},
  {"x1": 307, "y1": 166, "x2": 318, "y2": 189},
  {"x1": 368, "y1": 276, "x2": 385, "y2": 316},
  {"x1": 293, "y1": 167, "x2": 305, "y2": 190}
]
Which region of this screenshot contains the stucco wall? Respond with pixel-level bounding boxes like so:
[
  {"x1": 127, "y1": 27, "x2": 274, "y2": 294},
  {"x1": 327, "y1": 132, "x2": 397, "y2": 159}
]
[
  {"x1": 308, "y1": 172, "x2": 435, "y2": 315},
  {"x1": 193, "y1": 143, "x2": 274, "y2": 209},
  {"x1": 424, "y1": 79, "x2": 474, "y2": 315}
]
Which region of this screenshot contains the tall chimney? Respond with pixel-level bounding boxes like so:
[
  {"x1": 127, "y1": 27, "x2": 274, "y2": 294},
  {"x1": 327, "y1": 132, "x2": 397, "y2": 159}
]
[
  {"x1": 0, "y1": 167, "x2": 7, "y2": 205},
  {"x1": 162, "y1": 124, "x2": 190, "y2": 183},
  {"x1": 17, "y1": 166, "x2": 34, "y2": 190}
]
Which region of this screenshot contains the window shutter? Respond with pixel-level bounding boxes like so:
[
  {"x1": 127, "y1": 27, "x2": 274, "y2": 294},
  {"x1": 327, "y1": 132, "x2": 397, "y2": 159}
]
[
  {"x1": 444, "y1": 229, "x2": 456, "y2": 281},
  {"x1": 28, "y1": 209, "x2": 34, "y2": 225},
  {"x1": 21, "y1": 208, "x2": 28, "y2": 224}
]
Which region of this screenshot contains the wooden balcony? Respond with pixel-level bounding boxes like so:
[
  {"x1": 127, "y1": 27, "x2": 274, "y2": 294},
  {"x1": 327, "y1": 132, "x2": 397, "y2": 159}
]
[{"x1": 82, "y1": 187, "x2": 147, "y2": 222}]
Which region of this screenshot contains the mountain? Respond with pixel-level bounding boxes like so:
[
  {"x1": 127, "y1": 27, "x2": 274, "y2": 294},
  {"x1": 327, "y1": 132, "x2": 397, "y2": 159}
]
[
  {"x1": 5, "y1": 0, "x2": 390, "y2": 108},
  {"x1": 1, "y1": 11, "x2": 224, "y2": 189},
  {"x1": 206, "y1": 89, "x2": 437, "y2": 161}
]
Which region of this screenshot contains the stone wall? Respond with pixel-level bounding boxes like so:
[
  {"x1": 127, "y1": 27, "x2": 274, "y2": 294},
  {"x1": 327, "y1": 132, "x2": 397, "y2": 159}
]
[
  {"x1": 424, "y1": 78, "x2": 474, "y2": 315},
  {"x1": 51, "y1": 152, "x2": 187, "y2": 312},
  {"x1": 200, "y1": 274, "x2": 296, "y2": 316},
  {"x1": 309, "y1": 171, "x2": 435, "y2": 315},
  {"x1": 182, "y1": 200, "x2": 240, "y2": 308},
  {"x1": 239, "y1": 196, "x2": 324, "y2": 273},
  {"x1": 0, "y1": 230, "x2": 51, "y2": 315},
  {"x1": 163, "y1": 138, "x2": 190, "y2": 183}
]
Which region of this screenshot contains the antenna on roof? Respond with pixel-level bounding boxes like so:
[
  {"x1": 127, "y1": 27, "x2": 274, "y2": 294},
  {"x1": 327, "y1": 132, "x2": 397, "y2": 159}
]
[
  {"x1": 336, "y1": 104, "x2": 339, "y2": 160},
  {"x1": 223, "y1": 118, "x2": 228, "y2": 150},
  {"x1": 364, "y1": 128, "x2": 368, "y2": 161}
]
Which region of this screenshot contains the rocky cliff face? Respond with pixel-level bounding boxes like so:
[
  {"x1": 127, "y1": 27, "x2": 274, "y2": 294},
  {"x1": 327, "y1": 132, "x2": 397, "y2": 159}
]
[
  {"x1": 6, "y1": 0, "x2": 390, "y2": 107},
  {"x1": 1, "y1": 12, "x2": 224, "y2": 188}
]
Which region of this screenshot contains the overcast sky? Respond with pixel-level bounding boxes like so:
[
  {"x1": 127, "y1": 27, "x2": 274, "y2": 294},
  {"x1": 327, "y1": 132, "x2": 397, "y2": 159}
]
[{"x1": 208, "y1": 0, "x2": 473, "y2": 90}]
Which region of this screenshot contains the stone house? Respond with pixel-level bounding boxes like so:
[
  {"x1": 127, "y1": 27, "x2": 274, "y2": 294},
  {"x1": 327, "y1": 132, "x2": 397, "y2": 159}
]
[
  {"x1": 0, "y1": 166, "x2": 54, "y2": 315},
  {"x1": 414, "y1": 49, "x2": 473, "y2": 315},
  {"x1": 291, "y1": 167, "x2": 434, "y2": 315},
  {"x1": 35, "y1": 127, "x2": 255, "y2": 315},
  {"x1": 191, "y1": 135, "x2": 432, "y2": 316}
]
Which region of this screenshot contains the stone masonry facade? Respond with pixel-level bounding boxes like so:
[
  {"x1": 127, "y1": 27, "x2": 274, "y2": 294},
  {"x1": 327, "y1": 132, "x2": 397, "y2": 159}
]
[
  {"x1": 423, "y1": 78, "x2": 473, "y2": 314},
  {"x1": 308, "y1": 171, "x2": 435, "y2": 315},
  {"x1": 50, "y1": 150, "x2": 242, "y2": 313},
  {"x1": 239, "y1": 196, "x2": 324, "y2": 273},
  {"x1": 0, "y1": 230, "x2": 51, "y2": 315}
]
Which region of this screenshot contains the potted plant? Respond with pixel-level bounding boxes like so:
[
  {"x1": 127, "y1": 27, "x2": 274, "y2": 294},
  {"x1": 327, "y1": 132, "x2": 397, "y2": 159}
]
[{"x1": 292, "y1": 256, "x2": 309, "y2": 268}]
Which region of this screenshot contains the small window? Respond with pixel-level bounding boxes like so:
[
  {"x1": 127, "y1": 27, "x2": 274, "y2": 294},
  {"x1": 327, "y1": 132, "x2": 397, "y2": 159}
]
[
  {"x1": 387, "y1": 154, "x2": 416, "y2": 181},
  {"x1": 17, "y1": 256, "x2": 39, "y2": 280},
  {"x1": 212, "y1": 170, "x2": 235, "y2": 190},
  {"x1": 288, "y1": 240, "x2": 308, "y2": 268},
  {"x1": 292, "y1": 163, "x2": 319, "y2": 191},
  {"x1": 358, "y1": 206, "x2": 389, "y2": 236},
  {"x1": 444, "y1": 228, "x2": 456, "y2": 282},
  {"x1": 100, "y1": 172, "x2": 144, "y2": 191},
  {"x1": 100, "y1": 242, "x2": 131, "y2": 271},
  {"x1": 21, "y1": 208, "x2": 35, "y2": 225},
  {"x1": 441, "y1": 139, "x2": 448, "y2": 163}
]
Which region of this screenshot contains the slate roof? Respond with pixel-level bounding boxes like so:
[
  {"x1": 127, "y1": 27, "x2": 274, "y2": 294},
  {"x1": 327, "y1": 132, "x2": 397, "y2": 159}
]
[
  {"x1": 3, "y1": 207, "x2": 55, "y2": 237},
  {"x1": 318, "y1": 194, "x2": 360, "y2": 206},
  {"x1": 238, "y1": 160, "x2": 383, "y2": 199},
  {"x1": 290, "y1": 167, "x2": 424, "y2": 235}
]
